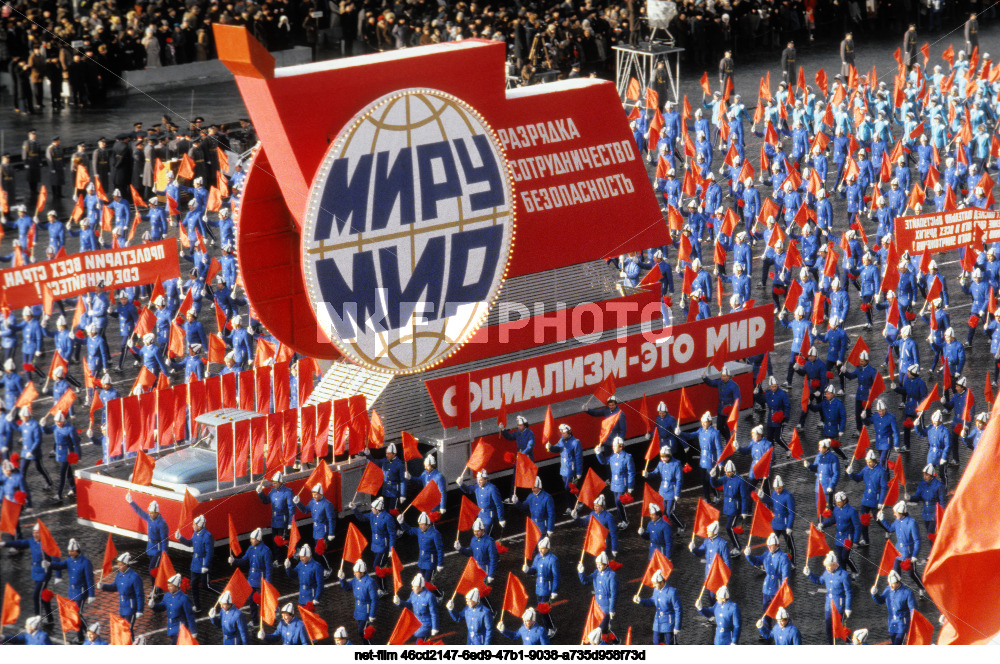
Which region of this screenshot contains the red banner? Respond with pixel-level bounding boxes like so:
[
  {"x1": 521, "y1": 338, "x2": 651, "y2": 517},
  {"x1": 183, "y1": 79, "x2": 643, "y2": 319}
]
[
  {"x1": 425, "y1": 305, "x2": 773, "y2": 428},
  {"x1": 0, "y1": 240, "x2": 180, "y2": 309},
  {"x1": 894, "y1": 208, "x2": 1000, "y2": 255}
]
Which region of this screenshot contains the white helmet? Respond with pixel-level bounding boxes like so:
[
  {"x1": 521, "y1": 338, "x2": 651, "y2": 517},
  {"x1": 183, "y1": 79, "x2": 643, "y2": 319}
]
[{"x1": 353, "y1": 560, "x2": 367, "y2": 574}]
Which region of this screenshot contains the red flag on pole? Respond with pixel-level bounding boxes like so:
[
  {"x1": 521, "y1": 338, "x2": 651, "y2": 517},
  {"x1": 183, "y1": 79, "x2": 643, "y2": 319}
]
[
  {"x1": 299, "y1": 604, "x2": 329, "y2": 641},
  {"x1": 514, "y1": 453, "x2": 538, "y2": 489},
  {"x1": 410, "y1": 480, "x2": 442, "y2": 515},
  {"x1": 830, "y1": 602, "x2": 851, "y2": 642},
  {"x1": 642, "y1": 483, "x2": 665, "y2": 518},
  {"x1": 806, "y1": 523, "x2": 831, "y2": 558},
  {"x1": 220, "y1": 568, "x2": 253, "y2": 608},
  {"x1": 575, "y1": 469, "x2": 606, "y2": 509},
  {"x1": 0, "y1": 499, "x2": 20, "y2": 536},
  {"x1": 501, "y1": 573, "x2": 529, "y2": 618},
  {"x1": 749, "y1": 498, "x2": 774, "y2": 539},
  {"x1": 692, "y1": 498, "x2": 720, "y2": 538},
  {"x1": 131, "y1": 451, "x2": 155, "y2": 486},
  {"x1": 764, "y1": 580, "x2": 794, "y2": 618},
  {"x1": 454, "y1": 557, "x2": 488, "y2": 596},
  {"x1": 752, "y1": 447, "x2": 774, "y2": 480},
  {"x1": 789, "y1": 428, "x2": 804, "y2": 460},
  {"x1": 1, "y1": 583, "x2": 21, "y2": 626},
  {"x1": 641, "y1": 548, "x2": 674, "y2": 587},
  {"x1": 581, "y1": 598, "x2": 605, "y2": 644},
  {"x1": 388, "y1": 607, "x2": 422, "y2": 645},
  {"x1": 524, "y1": 518, "x2": 541, "y2": 560},
  {"x1": 704, "y1": 554, "x2": 731, "y2": 593},
  {"x1": 457, "y1": 495, "x2": 480, "y2": 533},
  {"x1": 582, "y1": 515, "x2": 609, "y2": 557},
  {"x1": 343, "y1": 522, "x2": 369, "y2": 563},
  {"x1": 878, "y1": 539, "x2": 902, "y2": 577},
  {"x1": 35, "y1": 519, "x2": 61, "y2": 557},
  {"x1": 356, "y1": 462, "x2": 385, "y2": 496},
  {"x1": 905, "y1": 609, "x2": 934, "y2": 644},
  {"x1": 852, "y1": 428, "x2": 871, "y2": 462}
]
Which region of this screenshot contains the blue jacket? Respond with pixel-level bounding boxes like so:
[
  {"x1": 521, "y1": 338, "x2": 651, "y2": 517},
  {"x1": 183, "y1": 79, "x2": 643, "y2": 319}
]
[
  {"x1": 258, "y1": 485, "x2": 296, "y2": 529},
  {"x1": 746, "y1": 549, "x2": 791, "y2": 595},
  {"x1": 500, "y1": 624, "x2": 550, "y2": 644},
  {"x1": 880, "y1": 515, "x2": 921, "y2": 560},
  {"x1": 822, "y1": 503, "x2": 863, "y2": 546},
  {"x1": 286, "y1": 558, "x2": 324, "y2": 604},
  {"x1": 642, "y1": 516, "x2": 674, "y2": 560},
  {"x1": 129, "y1": 501, "x2": 169, "y2": 558},
  {"x1": 848, "y1": 464, "x2": 887, "y2": 508},
  {"x1": 872, "y1": 585, "x2": 917, "y2": 635},
  {"x1": 579, "y1": 567, "x2": 618, "y2": 614},
  {"x1": 870, "y1": 410, "x2": 899, "y2": 451},
  {"x1": 758, "y1": 621, "x2": 802, "y2": 644},
  {"x1": 913, "y1": 478, "x2": 947, "y2": 522},
  {"x1": 340, "y1": 574, "x2": 379, "y2": 620},
  {"x1": 459, "y1": 480, "x2": 504, "y2": 528},
  {"x1": 373, "y1": 455, "x2": 407, "y2": 499},
  {"x1": 400, "y1": 588, "x2": 439, "y2": 636},
  {"x1": 704, "y1": 376, "x2": 741, "y2": 414},
  {"x1": 713, "y1": 600, "x2": 742, "y2": 644},
  {"x1": 101, "y1": 568, "x2": 145, "y2": 617},
  {"x1": 712, "y1": 472, "x2": 752, "y2": 516},
  {"x1": 359, "y1": 508, "x2": 397, "y2": 554},
  {"x1": 5, "y1": 630, "x2": 52, "y2": 645},
  {"x1": 210, "y1": 605, "x2": 249, "y2": 644},
  {"x1": 402, "y1": 523, "x2": 445, "y2": 570},
  {"x1": 297, "y1": 496, "x2": 336, "y2": 540},
  {"x1": 152, "y1": 589, "x2": 198, "y2": 637},
  {"x1": 176, "y1": 527, "x2": 214, "y2": 573},
  {"x1": 693, "y1": 536, "x2": 731, "y2": 578},
  {"x1": 419, "y1": 468, "x2": 448, "y2": 511},
  {"x1": 6, "y1": 537, "x2": 59, "y2": 582},
  {"x1": 680, "y1": 426, "x2": 723, "y2": 469},
  {"x1": 844, "y1": 364, "x2": 879, "y2": 402},
  {"x1": 638, "y1": 584, "x2": 682, "y2": 632},
  {"x1": 501, "y1": 427, "x2": 536, "y2": 460},
  {"x1": 737, "y1": 437, "x2": 773, "y2": 481},
  {"x1": 19, "y1": 419, "x2": 43, "y2": 457},
  {"x1": 915, "y1": 422, "x2": 950, "y2": 467},
  {"x1": 808, "y1": 567, "x2": 853, "y2": 614},
  {"x1": 807, "y1": 450, "x2": 841, "y2": 492},
  {"x1": 575, "y1": 510, "x2": 619, "y2": 553},
  {"x1": 549, "y1": 436, "x2": 583, "y2": 479},
  {"x1": 265, "y1": 618, "x2": 310, "y2": 644},
  {"x1": 448, "y1": 603, "x2": 493, "y2": 645},
  {"x1": 460, "y1": 534, "x2": 499, "y2": 579},
  {"x1": 595, "y1": 449, "x2": 635, "y2": 493},
  {"x1": 528, "y1": 550, "x2": 560, "y2": 597},
  {"x1": 233, "y1": 541, "x2": 273, "y2": 588},
  {"x1": 766, "y1": 489, "x2": 796, "y2": 531},
  {"x1": 50, "y1": 554, "x2": 95, "y2": 604},
  {"x1": 518, "y1": 490, "x2": 555, "y2": 535},
  {"x1": 586, "y1": 405, "x2": 626, "y2": 446},
  {"x1": 647, "y1": 459, "x2": 683, "y2": 501}
]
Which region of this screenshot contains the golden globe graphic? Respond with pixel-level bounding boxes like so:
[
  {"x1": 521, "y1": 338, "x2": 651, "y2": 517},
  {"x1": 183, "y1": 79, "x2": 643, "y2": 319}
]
[{"x1": 302, "y1": 89, "x2": 516, "y2": 374}]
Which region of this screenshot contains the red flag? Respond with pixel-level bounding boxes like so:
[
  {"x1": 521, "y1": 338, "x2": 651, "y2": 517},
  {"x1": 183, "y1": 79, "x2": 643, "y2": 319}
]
[
  {"x1": 806, "y1": 522, "x2": 830, "y2": 558},
  {"x1": 916, "y1": 384, "x2": 940, "y2": 414},
  {"x1": 883, "y1": 474, "x2": 901, "y2": 508},
  {"x1": 0, "y1": 499, "x2": 20, "y2": 536},
  {"x1": 878, "y1": 539, "x2": 902, "y2": 577},
  {"x1": 749, "y1": 497, "x2": 774, "y2": 538},
  {"x1": 942, "y1": 359, "x2": 952, "y2": 391},
  {"x1": 100, "y1": 533, "x2": 118, "y2": 579},
  {"x1": 153, "y1": 552, "x2": 177, "y2": 591},
  {"x1": 514, "y1": 453, "x2": 538, "y2": 489},
  {"x1": 455, "y1": 556, "x2": 488, "y2": 596},
  {"x1": 626, "y1": 77, "x2": 641, "y2": 102},
  {"x1": 502, "y1": 573, "x2": 529, "y2": 618},
  {"x1": 1, "y1": 583, "x2": 20, "y2": 626},
  {"x1": 830, "y1": 602, "x2": 852, "y2": 642},
  {"x1": 677, "y1": 386, "x2": 696, "y2": 421},
  {"x1": 177, "y1": 623, "x2": 199, "y2": 645},
  {"x1": 644, "y1": 429, "x2": 662, "y2": 461},
  {"x1": 576, "y1": 468, "x2": 606, "y2": 509},
  {"x1": 782, "y1": 279, "x2": 803, "y2": 312},
  {"x1": 852, "y1": 428, "x2": 871, "y2": 462},
  {"x1": 131, "y1": 451, "x2": 155, "y2": 486},
  {"x1": 227, "y1": 513, "x2": 242, "y2": 557},
  {"x1": 582, "y1": 515, "x2": 609, "y2": 557},
  {"x1": 15, "y1": 382, "x2": 38, "y2": 409},
  {"x1": 356, "y1": 462, "x2": 385, "y2": 496},
  {"x1": 260, "y1": 578, "x2": 279, "y2": 626},
  {"x1": 55, "y1": 597, "x2": 81, "y2": 636},
  {"x1": 756, "y1": 351, "x2": 770, "y2": 387},
  {"x1": 642, "y1": 483, "x2": 664, "y2": 518},
  {"x1": 221, "y1": 568, "x2": 253, "y2": 608},
  {"x1": 700, "y1": 71, "x2": 711, "y2": 96},
  {"x1": 391, "y1": 547, "x2": 404, "y2": 595},
  {"x1": 109, "y1": 614, "x2": 132, "y2": 645},
  {"x1": 789, "y1": 428, "x2": 803, "y2": 460},
  {"x1": 692, "y1": 498, "x2": 720, "y2": 538},
  {"x1": 299, "y1": 604, "x2": 329, "y2": 641},
  {"x1": 343, "y1": 522, "x2": 369, "y2": 563},
  {"x1": 389, "y1": 607, "x2": 422, "y2": 645},
  {"x1": 178, "y1": 154, "x2": 196, "y2": 180},
  {"x1": 704, "y1": 554, "x2": 731, "y2": 593},
  {"x1": 641, "y1": 548, "x2": 674, "y2": 587},
  {"x1": 581, "y1": 598, "x2": 605, "y2": 644},
  {"x1": 764, "y1": 580, "x2": 794, "y2": 619},
  {"x1": 847, "y1": 336, "x2": 870, "y2": 366},
  {"x1": 524, "y1": 517, "x2": 541, "y2": 560},
  {"x1": 598, "y1": 411, "x2": 621, "y2": 445},
  {"x1": 35, "y1": 519, "x2": 61, "y2": 557},
  {"x1": 286, "y1": 519, "x2": 301, "y2": 559},
  {"x1": 906, "y1": 609, "x2": 934, "y2": 644},
  {"x1": 458, "y1": 495, "x2": 480, "y2": 533},
  {"x1": 401, "y1": 431, "x2": 421, "y2": 461},
  {"x1": 410, "y1": 480, "x2": 442, "y2": 514}
]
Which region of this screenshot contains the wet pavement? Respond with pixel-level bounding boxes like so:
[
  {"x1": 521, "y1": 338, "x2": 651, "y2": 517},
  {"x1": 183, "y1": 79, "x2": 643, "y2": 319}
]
[{"x1": 0, "y1": 20, "x2": 994, "y2": 645}]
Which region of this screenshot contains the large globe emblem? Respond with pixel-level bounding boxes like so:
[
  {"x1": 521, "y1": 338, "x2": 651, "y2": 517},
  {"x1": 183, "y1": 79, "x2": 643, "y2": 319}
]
[{"x1": 302, "y1": 89, "x2": 516, "y2": 374}]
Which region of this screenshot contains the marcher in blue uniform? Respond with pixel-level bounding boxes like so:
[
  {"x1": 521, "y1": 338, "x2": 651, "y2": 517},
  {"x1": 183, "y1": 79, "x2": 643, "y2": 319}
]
[
  {"x1": 455, "y1": 518, "x2": 498, "y2": 614},
  {"x1": 18, "y1": 406, "x2": 54, "y2": 493},
  {"x1": 349, "y1": 496, "x2": 396, "y2": 595},
  {"x1": 419, "y1": 454, "x2": 448, "y2": 513},
  {"x1": 756, "y1": 606, "x2": 802, "y2": 644},
  {"x1": 595, "y1": 436, "x2": 636, "y2": 528},
  {"x1": 546, "y1": 423, "x2": 584, "y2": 514},
  {"x1": 805, "y1": 550, "x2": 854, "y2": 644},
  {"x1": 209, "y1": 590, "x2": 250, "y2": 645},
  {"x1": 639, "y1": 502, "x2": 674, "y2": 561},
  {"x1": 4, "y1": 616, "x2": 52, "y2": 644},
  {"x1": 99, "y1": 552, "x2": 145, "y2": 635},
  {"x1": 915, "y1": 410, "x2": 952, "y2": 487},
  {"x1": 293, "y1": 483, "x2": 337, "y2": 576},
  {"x1": 393, "y1": 574, "x2": 440, "y2": 640},
  {"x1": 446, "y1": 587, "x2": 493, "y2": 645},
  {"x1": 913, "y1": 464, "x2": 947, "y2": 535},
  {"x1": 870, "y1": 570, "x2": 917, "y2": 644},
  {"x1": 846, "y1": 449, "x2": 886, "y2": 544},
  {"x1": 584, "y1": 394, "x2": 626, "y2": 452},
  {"x1": 690, "y1": 521, "x2": 731, "y2": 611},
  {"x1": 0, "y1": 522, "x2": 59, "y2": 624},
  {"x1": 522, "y1": 536, "x2": 559, "y2": 636},
  {"x1": 365, "y1": 442, "x2": 406, "y2": 511},
  {"x1": 633, "y1": 568, "x2": 682, "y2": 644},
  {"x1": 821, "y1": 491, "x2": 862, "y2": 576},
  {"x1": 578, "y1": 551, "x2": 618, "y2": 637},
  {"x1": 703, "y1": 365, "x2": 741, "y2": 440},
  {"x1": 643, "y1": 445, "x2": 685, "y2": 530},
  {"x1": 458, "y1": 469, "x2": 505, "y2": 535},
  {"x1": 877, "y1": 500, "x2": 925, "y2": 592},
  {"x1": 257, "y1": 471, "x2": 295, "y2": 560},
  {"x1": 284, "y1": 544, "x2": 324, "y2": 608},
  {"x1": 698, "y1": 585, "x2": 741, "y2": 644},
  {"x1": 842, "y1": 350, "x2": 878, "y2": 429},
  {"x1": 260, "y1": 603, "x2": 310, "y2": 644},
  {"x1": 744, "y1": 532, "x2": 792, "y2": 626},
  {"x1": 229, "y1": 527, "x2": 272, "y2": 624},
  {"x1": 573, "y1": 494, "x2": 619, "y2": 555},
  {"x1": 49, "y1": 538, "x2": 95, "y2": 642},
  {"x1": 45, "y1": 410, "x2": 81, "y2": 503},
  {"x1": 338, "y1": 559, "x2": 378, "y2": 644},
  {"x1": 174, "y1": 514, "x2": 214, "y2": 611},
  {"x1": 501, "y1": 415, "x2": 536, "y2": 460},
  {"x1": 149, "y1": 573, "x2": 198, "y2": 644},
  {"x1": 498, "y1": 608, "x2": 550, "y2": 644},
  {"x1": 679, "y1": 411, "x2": 725, "y2": 501},
  {"x1": 125, "y1": 493, "x2": 168, "y2": 593},
  {"x1": 804, "y1": 438, "x2": 841, "y2": 508},
  {"x1": 756, "y1": 376, "x2": 791, "y2": 450},
  {"x1": 398, "y1": 511, "x2": 445, "y2": 590},
  {"x1": 83, "y1": 622, "x2": 108, "y2": 645},
  {"x1": 711, "y1": 459, "x2": 752, "y2": 554},
  {"x1": 513, "y1": 476, "x2": 555, "y2": 538}
]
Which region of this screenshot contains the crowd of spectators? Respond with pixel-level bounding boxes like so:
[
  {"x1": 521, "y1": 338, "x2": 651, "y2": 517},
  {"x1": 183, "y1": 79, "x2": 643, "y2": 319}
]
[{"x1": 0, "y1": 0, "x2": 997, "y2": 110}]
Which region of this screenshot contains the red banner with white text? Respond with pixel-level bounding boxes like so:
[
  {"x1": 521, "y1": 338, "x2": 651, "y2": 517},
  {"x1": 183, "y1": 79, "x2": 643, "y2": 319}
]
[
  {"x1": 893, "y1": 208, "x2": 1000, "y2": 255},
  {"x1": 0, "y1": 240, "x2": 180, "y2": 309},
  {"x1": 424, "y1": 305, "x2": 773, "y2": 429}
]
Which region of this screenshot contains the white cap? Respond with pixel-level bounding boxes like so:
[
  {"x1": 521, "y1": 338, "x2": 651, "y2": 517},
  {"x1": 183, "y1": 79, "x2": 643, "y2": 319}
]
[
  {"x1": 773, "y1": 476, "x2": 783, "y2": 488},
  {"x1": 298, "y1": 543, "x2": 312, "y2": 557},
  {"x1": 251, "y1": 527, "x2": 263, "y2": 541},
  {"x1": 372, "y1": 497, "x2": 385, "y2": 511},
  {"x1": 596, "y1": 552, "x2": 609, "y2": 565},
  {"x1": 721, "y1": 365, "x2": 731, "y2": 376},
  {"x1": 908, "y1": 363, "x2": 919, "y2": 374},
  {"x1": 649, "y1": 503, "x2": 661, "y2": 514},
  {"x1": 766, "y1": 533, "x2": 779, "y2": 546},
  {"x1": 706, "y1": 521, "x2": 720, "y2": 536},
  {"x1": 116, "y1": 552, "x2": 132, "y2": 565},
  {"x1": 859, "y1": 350, "x2": 869, "y2": 361},
  {"x1": 522, "y1": 608, "x2": 537, "y2": 622},
  {"x1": 87, "y1": 622, "x2": 101, "y2": 636},
  {"x1": 558, "y1": 424, "x2": 571, "y2": 433},
  {"x1": 516, "y1": 415, "x2": 527, "y2": 425},
  {"x1": 818, "y1": 438, "x2": 830, "y2": 449},
  {"x1": 353, "y1": 560, "x2": 367, "y2": 574},
  {"x1": 26, "y1": 616, "x2": 42, "y2": 631},
  {"x1": 148, "y1": 500, "x2": 159, "y2": 513},
  {"x1": 716, "y1": 586, "x2": 730, "y2": 599},
  {"x1": 411, "y1": 573, "x2": 425, "y2": 588},
  {"x1": 875, "y1": 399, "x2": 886, "y2": 411},
  {"x1": 538, "y1": 537, "x2": 551, "y2": 550},
  {"x1": 768, "y1": 376, "x2": 778, "y2": 386},
  {"x1": 853, "y1": 629, "x2": 869, "y2": 643},
  {"x1": 834, "y1": 491, "x2": 847, "y2": 503},
  {"x1": 651, "y1": 570, "x2": 666, "y2": 583},
  {"x1": 612, "y1": 436, "x2": 624, "y2": 448},
  {"x1": 945, "y1": 327, "x2": 955, "y2": 338},
  {"x1": 171, "y1": 573, "x2": 185, "y2": 588},
  {"x1": 312, "y1": 483, "x2": 323, "y2": 494},
  {"x1": 3, "y1": 359, "x2": 13, "y2": 371},
  {"x1": 701, "y1": 411, "x2": 713, "y2": 422},
  {"x1": 887, "y1": 570, "x2": 901, "y2": 584},
  {"x1": 659, "y1": 445, "x2": 672, "y2": 456},
  {"x1": 418, "y1": 512, "x2": 431, "y2": 525},
  {"x1": 956, "y1": 376, "x2": 968, "y2": 388},
  {"x1": 68, "y1": 538, "x2": 80, "y2": 551},
  {"x1": 865, "y1": 449, "x2": 877, "y2": 461},
  {"x1": 465, "y1": 588, "x2": 480, "y2": 603},
  {"x1": 281, "y1": 603, "x2": 295, "y2": 614},
  {"x1": 894, "y1": 500, "x2": 907, "y2": 514},
  {"x1": 724, "y1": 460, "x2": 736, "y2": 473},
  {"x1": 776, "y1": 607, "x2": 790, "y2": 620},
  {"x1": 825, "y1": 384, "x2": 836, "y2": 395},
  {"x1": 334, "y1": 626, "x2": 349, "y2": 639},
  {"x1": 657, "y1": 401, "x2": 667, "y2": 411},
  {"x1": 931, "y1": 410, "x2": 943, "y2": 423},
  {"x1": 19, "y1": 406, "x2": 31, "y2": 419},
  {"x1": 476, "y1": 469, "x2": 488, "y2": 479},
  {"x1": 193, "y1": 515, "x2": 206, "y2": 527},
  {"x1": 594, "y1": 494, "x2": 607, "y2": 507},
  {"x1": 824, "y1": 551, "x2": 839, "y2": 566},
  {"x1": 923, "y1": 464, "x2": 936, "y2": 475},
  {"x1": 271, "y1": 472, "x2": 283, "y2": 482},
  {"x1": 385, "y1": 443, "x2": 397, "y2": 455},
  {"x1": 473, "y1": 518, "x2": 485, "y2": 531},
  {"x1": 142, "y1": 332, "x2": 155, "y2": 344}
]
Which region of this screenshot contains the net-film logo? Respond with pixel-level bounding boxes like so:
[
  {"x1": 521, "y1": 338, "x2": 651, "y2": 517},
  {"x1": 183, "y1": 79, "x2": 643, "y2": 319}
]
[{"x1": 302, "y1": 89, "x2": 516, "y2": 374}]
